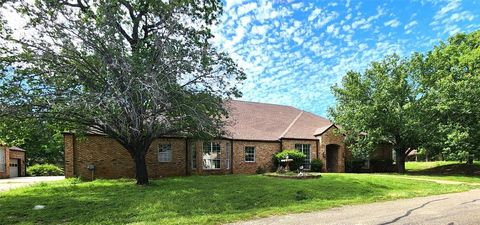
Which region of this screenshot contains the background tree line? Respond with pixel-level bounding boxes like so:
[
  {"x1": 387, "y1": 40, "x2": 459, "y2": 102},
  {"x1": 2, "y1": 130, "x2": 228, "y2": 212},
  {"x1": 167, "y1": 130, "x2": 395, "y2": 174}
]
[{"x1": 330, "y1": 30, "x2": 480, "y2": 174}]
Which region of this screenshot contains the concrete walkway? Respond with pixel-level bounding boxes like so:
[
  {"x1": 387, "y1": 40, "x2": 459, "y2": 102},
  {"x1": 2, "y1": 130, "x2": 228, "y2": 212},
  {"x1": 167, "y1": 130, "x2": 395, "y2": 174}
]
[
  {"x1": 0, "y1": 176, "x2": 64, "y2": 192},
  {"x1": 231, "y1": 189, "x2": 480, "y2": 225}
]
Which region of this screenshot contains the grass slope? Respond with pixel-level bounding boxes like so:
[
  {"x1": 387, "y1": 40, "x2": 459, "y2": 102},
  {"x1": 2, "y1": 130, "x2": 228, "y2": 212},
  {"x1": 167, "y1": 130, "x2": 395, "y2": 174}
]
[
  {"x1": 0, "y1": 174, "x2": 473, "y2": 225},
  {"x1": 405, "y1": 161, "x2": 480, "y2": 183}
]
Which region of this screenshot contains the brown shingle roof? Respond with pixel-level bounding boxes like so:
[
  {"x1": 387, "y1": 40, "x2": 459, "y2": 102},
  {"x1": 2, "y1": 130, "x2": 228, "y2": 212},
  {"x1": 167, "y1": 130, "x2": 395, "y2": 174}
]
[
  {"x1": 225, "y1": 100, "x2": 332, "y2": 141},
  {"x1": 79, "y1": 100, "x2": 333, "y2": 141}
]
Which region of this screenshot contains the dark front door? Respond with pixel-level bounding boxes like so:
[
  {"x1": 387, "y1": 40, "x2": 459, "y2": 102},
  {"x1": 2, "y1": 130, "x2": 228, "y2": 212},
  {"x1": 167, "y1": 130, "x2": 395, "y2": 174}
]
[{"x1": 326, "y1": 144, "x2": 339, "y2": 172}]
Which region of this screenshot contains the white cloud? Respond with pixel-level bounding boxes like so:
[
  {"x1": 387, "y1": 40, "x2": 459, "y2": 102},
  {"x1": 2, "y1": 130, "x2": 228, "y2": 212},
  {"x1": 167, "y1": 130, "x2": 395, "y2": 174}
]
[
  {"x1": 434, "y1": 0, "x2": 461, "y2": 20},
  {"x1": 326, "y1": 24, "x2": 340, "y2": 36},
  {"x1": 314, "y1": 11, "x2": 339, "y2": 28},
  {"x1": 292, "y1": 36, "x2": 304, "y2": 45},
  {"x1": 237, "y1": 2, "x2": 257, "y2": 16},
  {"x1": 225, "y1": 0, "x2": 246, "y2": 10},
  {"x1": 291, "y1": 2, "x2": 303, "y2": 10},
  {"x1": 308, "y1": 8, "x2": 322, "y2": 21},
  {"x1": 404, "y1": 20, "x2": 418, "y2": 30},
  {"x1": 384, "y1": 19, "x2": 400, "y2": 27},
  {"x1": 449, "y1": 11, "x2": 474, "y2": 22},
  {"x1": 251, "y1": 25, "x2": 269, "y2": 36}
]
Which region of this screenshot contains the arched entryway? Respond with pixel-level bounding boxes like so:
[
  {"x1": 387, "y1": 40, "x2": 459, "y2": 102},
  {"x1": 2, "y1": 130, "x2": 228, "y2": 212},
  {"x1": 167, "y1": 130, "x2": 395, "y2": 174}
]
[{"x1": 326, "y1": 144, "x2": 340, "y2": 172}]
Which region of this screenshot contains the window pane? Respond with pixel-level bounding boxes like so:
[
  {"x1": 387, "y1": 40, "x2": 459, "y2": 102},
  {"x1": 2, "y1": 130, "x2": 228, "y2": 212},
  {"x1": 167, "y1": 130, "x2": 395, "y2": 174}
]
[
  {"x1": 245, "y1": 146, "x2": 255, "y2": 162},
  {"x1": 158, "y1": 144, "x2": 172, "y2": 162},
  {"x1": 203, "y1": 142, "x2": 221, "y2": 169}
]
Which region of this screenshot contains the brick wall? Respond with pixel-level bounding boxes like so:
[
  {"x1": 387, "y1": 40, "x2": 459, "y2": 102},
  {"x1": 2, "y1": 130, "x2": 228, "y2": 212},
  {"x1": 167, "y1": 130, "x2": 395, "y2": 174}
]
[
  {"x1": 64, "y1": 133, "x2": 75, "y2": 177},
  {"x1": 65, "y1": 132, "x2": 350, "y2": 178},
  {"x1": 232, "y1": 140, "x2": 280, "y2": 174},
  {"x1": 67, "y1": 134, "x2": 187, "y2": 179},
  {"x1": 318, "y1": 126, "x2": 346, "y2": 172},
  {"x1": 0, "y1": 146, "x2": 9, "y2": 178}
]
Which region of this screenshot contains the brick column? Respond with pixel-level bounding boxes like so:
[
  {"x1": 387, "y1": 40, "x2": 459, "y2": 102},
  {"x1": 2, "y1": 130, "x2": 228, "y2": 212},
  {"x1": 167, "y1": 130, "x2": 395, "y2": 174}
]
[{"x1": 63, "y1": 133, "x2": 75, "y2": 177}]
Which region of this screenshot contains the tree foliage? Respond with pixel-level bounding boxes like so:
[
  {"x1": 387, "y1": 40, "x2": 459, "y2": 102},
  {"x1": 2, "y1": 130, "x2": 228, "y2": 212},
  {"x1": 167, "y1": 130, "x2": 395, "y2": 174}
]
[
  {"x1": 0, "y1": 118, "x2": 66, "y2": 165},
  {"x1": 329, "y1": 54, "x2": 425, "y2": 173},
  {"x1": 330, "y1": 30, "x2": 480, "y2": 174},
  {"x1": 416, "y1": 31, "x2": 480, "y2": 165},
  {"x1": 0, "y1": 0, "x2": 245, "y2": 184}
]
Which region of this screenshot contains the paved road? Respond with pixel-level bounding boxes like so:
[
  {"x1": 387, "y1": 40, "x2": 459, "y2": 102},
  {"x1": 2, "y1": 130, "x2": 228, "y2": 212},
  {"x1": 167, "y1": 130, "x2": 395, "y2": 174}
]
[
  {"x1": 232, "y1": 189, "x2": 480, "y2": 225},
  {"x1": 0, "y1": 176, "x2": 64, "y2": 192}
]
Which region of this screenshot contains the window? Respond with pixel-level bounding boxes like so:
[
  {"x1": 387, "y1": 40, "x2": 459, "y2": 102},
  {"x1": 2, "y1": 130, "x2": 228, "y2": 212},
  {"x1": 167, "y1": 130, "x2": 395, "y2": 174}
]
[
  {"x1": 244, "y1": 146, "x2": 255, "y2": 162},
  {"x1": 203, "y1": 142, "x2": 221, "y2": 169},
  {"x1": 226, "y1": 142, "x2": 231, "y2": 169},
  {"x1": 190, "y1": 143, "x2": 196, "y2": 169},
  {"x1": 0, "y1": 148, "x2": 4, "y2": 172},
  {"x1": 295, "y1": 144, "x2": 311, "y2": 169},
  {"x1": 158, "y1": 144, "x2": 172, "y2": 162}
]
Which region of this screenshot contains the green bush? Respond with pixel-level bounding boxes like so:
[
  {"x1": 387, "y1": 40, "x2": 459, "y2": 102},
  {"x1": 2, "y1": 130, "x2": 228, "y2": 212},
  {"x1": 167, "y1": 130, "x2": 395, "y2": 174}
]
[
  {"x1": 255, "y1": 166, "x2": 266, "y2": 174},
  {"x1": 275, "y1": 150, "x2": 306, "y2": 171},
  {"x1": 27, "y1": 164, "x2": 64, "y2": 176},
  {"x1": 345, "y1": 160, "x2": 365, "y2": 173},
  {"x1": 310, "y1": 159, "x2": 323, "y2": 172}
]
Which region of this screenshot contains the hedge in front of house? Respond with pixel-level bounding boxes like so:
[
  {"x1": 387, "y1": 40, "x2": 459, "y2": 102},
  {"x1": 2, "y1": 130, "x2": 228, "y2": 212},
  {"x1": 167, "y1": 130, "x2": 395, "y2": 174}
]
[
  {"x1": 27, "y1": 164, "x2": 64, "y2": 176},
  {"x1": 274, "y1": 150, "x2": 306, "y2": 171}
]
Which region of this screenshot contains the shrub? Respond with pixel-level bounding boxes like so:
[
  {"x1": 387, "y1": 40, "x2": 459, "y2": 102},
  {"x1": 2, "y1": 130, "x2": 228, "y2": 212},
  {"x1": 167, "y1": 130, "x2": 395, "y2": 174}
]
[
  {"x1": 345, "y1": 160, "x2": 365, "y2": 173},
  {"x1": 370, "y1": 159, "x2": 394, "y2": 172},
  {"x1": 255, "y1": 166, "x2": 266, "y2": 174},
  {"x1": 275, "y1": 150, "x2": 306, "y2": 171},
  {"x1": 310, "y1": 159, "x2": 323, "y2": 172},
  {"x1": 27, "y1": 164, "x2": 64, "y2": 176}
]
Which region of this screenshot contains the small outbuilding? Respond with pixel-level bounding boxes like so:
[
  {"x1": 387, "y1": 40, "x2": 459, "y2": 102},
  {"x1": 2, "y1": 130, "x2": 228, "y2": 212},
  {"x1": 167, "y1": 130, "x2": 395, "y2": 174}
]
[{"x1": 0, "y1": 146, "x2": 26, "y2": 178}]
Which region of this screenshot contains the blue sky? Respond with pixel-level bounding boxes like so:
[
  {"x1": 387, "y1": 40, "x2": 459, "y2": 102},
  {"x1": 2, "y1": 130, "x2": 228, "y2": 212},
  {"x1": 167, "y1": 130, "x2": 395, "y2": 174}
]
[{"x1": 212, "y1": 0, "x2": 480, "y2": 117}]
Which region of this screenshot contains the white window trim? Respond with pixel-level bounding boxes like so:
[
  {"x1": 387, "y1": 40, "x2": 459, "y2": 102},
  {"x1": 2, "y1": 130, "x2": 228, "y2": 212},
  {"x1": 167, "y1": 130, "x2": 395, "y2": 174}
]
[
  {"x1": 244, "y1": 146, "x2": 256, "y2": 162},
  {"x1": 203, "y1": 142, "x2": 221, "y2": 170},
  {"x1": 158, "y1": 144, "x2": 172, "y2": 162}
]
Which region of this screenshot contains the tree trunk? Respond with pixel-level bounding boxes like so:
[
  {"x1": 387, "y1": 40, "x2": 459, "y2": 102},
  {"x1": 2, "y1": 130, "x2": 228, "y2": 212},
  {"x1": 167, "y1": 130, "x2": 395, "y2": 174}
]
[
  {"x1": 465, "y1": 156, "x2": 474, "y2": 176},
  {"x1": 396, "y1": 152, "x2": 406, "y2": 174},
  {"x1": 133, "y1": 150, "x2": 149, "y2": 185}
]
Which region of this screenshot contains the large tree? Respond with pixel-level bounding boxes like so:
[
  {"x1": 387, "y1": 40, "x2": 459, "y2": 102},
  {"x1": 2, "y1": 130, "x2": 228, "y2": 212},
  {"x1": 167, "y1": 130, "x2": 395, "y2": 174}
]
[
  {"x1": 329, "y1": 55, "x2": 426, "y2": 173},
  {"x1": 415, "y1": 31, "x2": 480, "y2": 172},
  {"x1": 0, "y1": 0, "x2": 245, "y2": 184}
]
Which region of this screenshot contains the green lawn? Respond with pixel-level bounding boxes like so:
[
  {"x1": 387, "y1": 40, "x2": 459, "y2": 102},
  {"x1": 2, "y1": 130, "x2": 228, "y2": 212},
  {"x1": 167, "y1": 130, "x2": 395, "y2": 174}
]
[
  {"x1": 406, "y1": 161, "x2": 480, "y2": 172},
  {"x1": 0, "y1": 174, "x2": 474, "y2": 225},
  {"x1": 405, "y1": 161, "x2": 480, "y2": 183}
]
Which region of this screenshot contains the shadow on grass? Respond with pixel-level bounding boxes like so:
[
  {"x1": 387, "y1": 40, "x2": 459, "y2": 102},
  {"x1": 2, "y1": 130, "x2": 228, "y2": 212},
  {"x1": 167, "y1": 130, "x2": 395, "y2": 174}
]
[
  {"x1": 0, "y1": 174, "x2": 468, "y2": 224},
  {"x1": 407, "y1": 163, "x2": 480, "y2": 176}
]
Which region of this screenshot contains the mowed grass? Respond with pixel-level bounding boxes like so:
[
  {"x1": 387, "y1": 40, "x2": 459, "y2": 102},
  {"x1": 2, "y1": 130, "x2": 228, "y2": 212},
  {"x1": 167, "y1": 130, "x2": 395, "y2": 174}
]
[
  {"x1": 405, "y1": 161, "x2": 480, "y2": 183},
  {"x1": 0, "y1": 174, "x2": 474, "y2": 225}
]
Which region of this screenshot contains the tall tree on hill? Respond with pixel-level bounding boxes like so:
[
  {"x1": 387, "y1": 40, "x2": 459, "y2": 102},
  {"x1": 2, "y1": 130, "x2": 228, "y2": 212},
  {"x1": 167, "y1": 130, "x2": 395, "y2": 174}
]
[
  {"x1": 329, "y1": 55, "x2": 427, "y2": 173},
  {"x1": 0, "y1": 0, "x2": 245, "y2": 184}
]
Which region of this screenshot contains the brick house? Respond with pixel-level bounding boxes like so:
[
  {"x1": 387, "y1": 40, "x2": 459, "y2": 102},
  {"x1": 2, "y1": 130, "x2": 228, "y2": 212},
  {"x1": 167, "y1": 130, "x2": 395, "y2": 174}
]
[
  {"x1": 0, "y1": 146, "x2": 26, "y2": 178},
  {"x1": 64, "y1": 100, "x2": 390, "y2": 179}
]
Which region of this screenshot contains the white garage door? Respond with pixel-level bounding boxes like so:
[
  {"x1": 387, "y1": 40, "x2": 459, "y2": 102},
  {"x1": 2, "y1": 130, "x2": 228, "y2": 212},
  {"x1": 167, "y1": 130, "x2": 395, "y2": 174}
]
[{"x1": 9, "y1": 159, "x2": 19, "y2": 177}]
